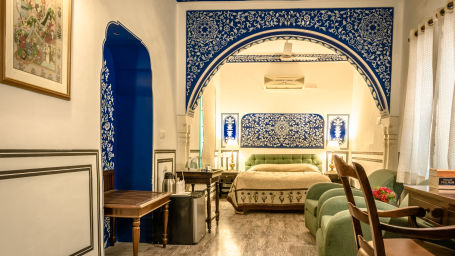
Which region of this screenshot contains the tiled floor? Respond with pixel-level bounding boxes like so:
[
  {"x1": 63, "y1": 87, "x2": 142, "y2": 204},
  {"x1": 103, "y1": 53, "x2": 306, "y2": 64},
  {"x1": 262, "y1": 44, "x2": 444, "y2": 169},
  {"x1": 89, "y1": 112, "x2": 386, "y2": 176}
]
[{"x1": 105, "y1": 200, "x2": 317, "y2": 256}]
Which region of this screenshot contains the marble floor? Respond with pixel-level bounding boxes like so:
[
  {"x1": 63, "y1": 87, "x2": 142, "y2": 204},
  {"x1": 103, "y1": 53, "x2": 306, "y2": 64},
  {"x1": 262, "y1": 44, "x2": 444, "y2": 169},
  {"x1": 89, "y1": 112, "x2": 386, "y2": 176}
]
[{"x1": 105, "y1": 200, "x2": 317, "y2": 256}]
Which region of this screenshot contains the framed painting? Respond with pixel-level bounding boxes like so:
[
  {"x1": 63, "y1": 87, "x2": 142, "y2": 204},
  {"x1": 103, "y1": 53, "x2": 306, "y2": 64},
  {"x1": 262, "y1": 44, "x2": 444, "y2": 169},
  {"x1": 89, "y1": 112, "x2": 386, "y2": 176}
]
[
  {"x1": 0, "y1": 0, "x2": 72, "y2": 99},
  {"x1": 153, "y1": 149, "x2": 176, "y2": 192},
  {"x1": 326, "y1": 151, "x2": 349, "y2": 173},
  {"x1": 327, "y1": 114, "x2": 349, "y2": 150},
  {"x1": 221, "y1": 113, "x2": 239, "y2": 148}
]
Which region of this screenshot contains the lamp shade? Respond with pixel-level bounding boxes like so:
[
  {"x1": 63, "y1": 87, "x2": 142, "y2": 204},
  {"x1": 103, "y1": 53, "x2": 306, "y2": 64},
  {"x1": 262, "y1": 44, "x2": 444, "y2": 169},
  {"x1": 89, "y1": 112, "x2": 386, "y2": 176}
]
[{"x1": 327, "y1": 140, "x2": 340, "y2": 151}]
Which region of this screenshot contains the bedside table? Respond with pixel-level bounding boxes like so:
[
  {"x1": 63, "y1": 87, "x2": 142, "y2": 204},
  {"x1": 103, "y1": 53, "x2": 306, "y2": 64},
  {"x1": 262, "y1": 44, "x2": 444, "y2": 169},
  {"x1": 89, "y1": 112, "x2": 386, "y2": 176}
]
[
  {"x1": 219, "y1": 171, "x2": 239, "y2": 198},
  {"x1": 325, "y1": 171, "x2": 341, "y2": 183}
]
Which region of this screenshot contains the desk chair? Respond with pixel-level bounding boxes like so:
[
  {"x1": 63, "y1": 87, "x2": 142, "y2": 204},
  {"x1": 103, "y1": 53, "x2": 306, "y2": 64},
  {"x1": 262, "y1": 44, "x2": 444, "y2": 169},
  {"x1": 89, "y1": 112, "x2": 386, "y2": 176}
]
[{"x1": 333, "y1": 155, "x2": 455, "y2": 256}]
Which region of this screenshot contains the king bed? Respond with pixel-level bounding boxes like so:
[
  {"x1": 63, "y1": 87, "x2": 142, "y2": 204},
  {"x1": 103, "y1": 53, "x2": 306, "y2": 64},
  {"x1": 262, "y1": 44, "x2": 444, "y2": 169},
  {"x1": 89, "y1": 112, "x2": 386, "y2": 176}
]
[{"x1": 227, "y1": 154, "x2": 330, "y2": 213}]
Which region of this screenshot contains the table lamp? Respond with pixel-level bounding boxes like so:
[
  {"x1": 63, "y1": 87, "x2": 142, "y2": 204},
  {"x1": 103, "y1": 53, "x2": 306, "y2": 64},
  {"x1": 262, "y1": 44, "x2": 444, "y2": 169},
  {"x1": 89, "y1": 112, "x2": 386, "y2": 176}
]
[
  {"x1": 327, "y1": 140, "x2": 340, "y2": 172},
  {"x1": 226, "y1": 139, "x2": 238, "y2": 170}
]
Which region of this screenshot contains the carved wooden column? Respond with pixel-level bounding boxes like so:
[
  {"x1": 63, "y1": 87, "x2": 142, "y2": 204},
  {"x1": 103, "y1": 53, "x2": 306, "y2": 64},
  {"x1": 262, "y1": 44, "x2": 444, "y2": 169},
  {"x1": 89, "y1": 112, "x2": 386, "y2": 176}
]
[
  {"x1": 176, "y1": 115, "x2": 192, "y2": 171},
  {"x1": 382, "y1": 116, "x2": 399, "y2": 170}
]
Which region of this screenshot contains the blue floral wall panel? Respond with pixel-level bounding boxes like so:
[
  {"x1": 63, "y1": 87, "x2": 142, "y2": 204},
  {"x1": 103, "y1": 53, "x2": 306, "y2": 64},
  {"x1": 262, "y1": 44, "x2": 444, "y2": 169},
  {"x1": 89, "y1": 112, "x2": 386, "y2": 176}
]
[
  {"x1": 241, "y1": 113, "x2": 324, "y2": 148},
  {"x1": 222, "y1": 113, "x2": 239, "y2": 147},
  {"x1": 101, "y1": 47, "x2": 116, "y2": 249},
  {"x1": 186, "y1": 8, "x2": 394, "y2": 113},
  {"x1": 327, "y1": 114, "x2": 349, "y2": 149}
]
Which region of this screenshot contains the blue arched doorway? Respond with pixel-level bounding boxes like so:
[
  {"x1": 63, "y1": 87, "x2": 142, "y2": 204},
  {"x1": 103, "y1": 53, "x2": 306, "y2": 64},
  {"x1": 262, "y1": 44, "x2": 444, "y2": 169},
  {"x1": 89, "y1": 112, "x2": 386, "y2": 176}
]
[{"x1": 101, "y1": 21, "x2": 154, "y2": 246}]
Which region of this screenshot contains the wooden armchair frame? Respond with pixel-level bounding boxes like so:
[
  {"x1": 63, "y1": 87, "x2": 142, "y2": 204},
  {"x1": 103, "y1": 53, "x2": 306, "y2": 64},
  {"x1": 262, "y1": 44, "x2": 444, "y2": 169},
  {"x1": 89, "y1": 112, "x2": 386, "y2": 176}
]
[{"x1": 333, "y1": 155, "x2": 455, "y2": 256}]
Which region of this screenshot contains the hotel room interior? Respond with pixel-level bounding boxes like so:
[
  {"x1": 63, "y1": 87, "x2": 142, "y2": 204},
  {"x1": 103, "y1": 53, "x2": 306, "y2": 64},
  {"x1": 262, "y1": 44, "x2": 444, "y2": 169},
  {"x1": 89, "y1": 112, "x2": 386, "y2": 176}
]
[{"x1": 2, "y1": 0, "x2": 455, "y2": 255}]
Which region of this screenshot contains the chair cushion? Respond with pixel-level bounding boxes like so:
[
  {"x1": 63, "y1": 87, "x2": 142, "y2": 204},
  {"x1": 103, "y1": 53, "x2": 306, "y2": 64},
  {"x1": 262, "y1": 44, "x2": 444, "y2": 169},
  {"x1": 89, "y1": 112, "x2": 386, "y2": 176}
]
[
  {"x1": 305, "y1": 199, "x2": 318, "y2": 217},
  {"x1": 365, "y1": 239, "x2": 455, "y2": 256}
]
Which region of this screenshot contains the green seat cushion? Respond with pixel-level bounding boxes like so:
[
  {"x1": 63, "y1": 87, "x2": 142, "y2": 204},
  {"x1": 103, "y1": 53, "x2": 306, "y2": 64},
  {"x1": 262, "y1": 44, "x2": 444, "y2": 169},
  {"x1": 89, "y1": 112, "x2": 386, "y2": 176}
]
[{"x1": 305, "y1": 199, "x2": 318, "y2": 217}]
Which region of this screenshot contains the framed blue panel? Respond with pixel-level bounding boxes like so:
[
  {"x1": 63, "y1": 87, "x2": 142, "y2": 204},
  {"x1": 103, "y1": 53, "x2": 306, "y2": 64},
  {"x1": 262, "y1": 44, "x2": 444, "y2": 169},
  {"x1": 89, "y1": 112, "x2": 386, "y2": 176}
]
[
  {"x1": 327, "y1": 114, "x2": 349, "y2": 150},
  {"x1": 221, "y1": 113, "x2": 239, "y2": 148}
]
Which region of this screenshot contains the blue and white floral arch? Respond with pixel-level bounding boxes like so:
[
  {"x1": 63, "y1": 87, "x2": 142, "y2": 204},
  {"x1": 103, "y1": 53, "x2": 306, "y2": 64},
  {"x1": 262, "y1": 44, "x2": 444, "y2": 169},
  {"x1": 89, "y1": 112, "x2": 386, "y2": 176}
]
[{"x1": 185, "y1": 8, "x2": 394, "y2": 115}]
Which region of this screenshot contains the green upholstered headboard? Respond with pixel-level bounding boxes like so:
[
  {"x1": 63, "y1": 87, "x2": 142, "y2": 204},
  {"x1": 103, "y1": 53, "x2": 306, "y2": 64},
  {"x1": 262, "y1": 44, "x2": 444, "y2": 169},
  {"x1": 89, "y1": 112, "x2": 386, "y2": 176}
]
[{"x1": 245, "y1": 154, "x2": 323, "y2": 172}]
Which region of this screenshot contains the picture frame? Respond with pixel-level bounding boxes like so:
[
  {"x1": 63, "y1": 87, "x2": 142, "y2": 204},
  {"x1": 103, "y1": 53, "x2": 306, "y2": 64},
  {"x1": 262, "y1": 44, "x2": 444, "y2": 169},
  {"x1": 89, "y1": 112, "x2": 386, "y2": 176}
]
[
  {"x1": 221, "y1": 113, "x2": 239, "y2": 148},
  {"x1": 0, "y1": 0, "x2": 72, "y2": 99},
  {"x1": 326, "y1": 151, "x2": 349, "y2": 173},
  {"x1": 327, "y1": 114, "x2": 349, "y2": 150},
  {"x1": 153, "y1": 149, "x2": 176, "y2": 192}
]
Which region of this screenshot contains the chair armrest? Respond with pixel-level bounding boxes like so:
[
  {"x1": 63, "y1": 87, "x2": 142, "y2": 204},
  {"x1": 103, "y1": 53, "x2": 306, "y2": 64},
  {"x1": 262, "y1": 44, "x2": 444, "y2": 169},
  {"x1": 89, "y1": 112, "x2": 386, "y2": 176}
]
[
  {"x1": 306, "y1": 182, "x2": 343, "y2": 200},
  {"x1": 317, "y1": 188, "x2": 363, "y2": 216},
  {"x1": 380, "y1": 223, "x2": 455, "y2": 240},
  {"x1": 377, "y1": 206, "x2": 426, "y2": 218}
]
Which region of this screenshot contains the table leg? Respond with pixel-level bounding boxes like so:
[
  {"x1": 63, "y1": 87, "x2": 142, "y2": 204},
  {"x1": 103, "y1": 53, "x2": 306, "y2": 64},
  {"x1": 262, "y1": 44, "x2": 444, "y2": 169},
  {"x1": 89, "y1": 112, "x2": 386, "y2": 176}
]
[
  {"x1": 215, "y1": 181, "x2": 220, "y2": 224},
  {"x1": 132, "y1": 218, "x2": 140, "y2": 256},
  {"x1": 206, "y1": 183, "x2": 212, "y2": 233},
  {"x1": 109, "y1": 217, "x2": 116, "y2": 246},
  {"x1": 163, "y1": 203, "x2": 169, "y2": 248},
  {"x1": 192, "y1": 184, "x2": 195, "y2": 193}
]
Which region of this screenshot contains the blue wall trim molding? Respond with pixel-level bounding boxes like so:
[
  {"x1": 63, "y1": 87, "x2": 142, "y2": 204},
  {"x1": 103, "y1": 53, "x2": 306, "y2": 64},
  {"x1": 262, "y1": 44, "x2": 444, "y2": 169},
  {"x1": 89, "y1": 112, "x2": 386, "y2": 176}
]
[
  {"x1": 227, "y1": 54, "x2": 347, "y2": 63},
  {"x1": 185, "y1": 8, "x2": 394, "y2": 114},
  {"x1": 241, "y1": 113, "x2": 324, "y2": 148}
]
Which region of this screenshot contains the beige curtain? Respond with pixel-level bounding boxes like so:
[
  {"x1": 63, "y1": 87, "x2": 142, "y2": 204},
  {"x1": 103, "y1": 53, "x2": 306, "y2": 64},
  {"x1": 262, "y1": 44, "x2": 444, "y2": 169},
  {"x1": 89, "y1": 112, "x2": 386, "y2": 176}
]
[
  {"x1": 433, "y1": 12, "x2": 455, "y2": 169},
  {"x1": 398, "y1": 25, "x2": 434, "y2": 184}
]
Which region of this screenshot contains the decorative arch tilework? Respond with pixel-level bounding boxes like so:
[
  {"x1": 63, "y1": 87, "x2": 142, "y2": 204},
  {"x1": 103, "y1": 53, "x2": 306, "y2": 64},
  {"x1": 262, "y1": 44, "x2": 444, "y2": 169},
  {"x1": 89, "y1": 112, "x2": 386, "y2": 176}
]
[
  {"x1": 186, "y1": 8, "x2": 394, "y2": 113},
  {"x1": 241, "y1": 113, "x2": 324, "y2": 148},
  {"x1": 101, "y1": 59, "x2": 115, "y2": 171},
  {"x1": 227, "y1": 54, "x2": 347, "y2": 63}
]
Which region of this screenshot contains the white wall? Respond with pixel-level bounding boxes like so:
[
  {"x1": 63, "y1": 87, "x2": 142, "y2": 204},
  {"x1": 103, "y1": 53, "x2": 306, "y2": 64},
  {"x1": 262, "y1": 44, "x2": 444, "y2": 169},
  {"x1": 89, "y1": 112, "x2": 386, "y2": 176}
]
[
  {"x1": 350, "y1": 70, "x2": 385, "y2": 174},
  {"x1": 350, "y1": 70, "x2": 384, "y2": 152},
  {"x1": 0, "y1": 1, "x2": 177, "y2": 255},
  {"x1": 0, "y1": 0, "x2": 177, "y2": 150}
]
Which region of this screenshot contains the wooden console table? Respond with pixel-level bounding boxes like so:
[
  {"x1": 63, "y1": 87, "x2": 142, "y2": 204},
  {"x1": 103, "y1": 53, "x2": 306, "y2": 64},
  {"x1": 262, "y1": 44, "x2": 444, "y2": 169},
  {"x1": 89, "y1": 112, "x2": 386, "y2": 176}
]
[
  {"x1": 176, "y1": 170, "x2": 222, "y2": 233},
  {"x1": 404, "y1": 185, "x2": 455, "y2": 226},
  {"x1": 104, "y1": 190, "x2": 171, "y2": 256}
]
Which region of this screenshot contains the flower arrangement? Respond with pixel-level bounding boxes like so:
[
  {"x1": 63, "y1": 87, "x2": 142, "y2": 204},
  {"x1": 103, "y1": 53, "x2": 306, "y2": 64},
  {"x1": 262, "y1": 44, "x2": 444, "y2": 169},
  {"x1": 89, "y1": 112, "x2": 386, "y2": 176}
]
[{"x1": 372, "y1": 186, "x2": 396, "y2": 204}]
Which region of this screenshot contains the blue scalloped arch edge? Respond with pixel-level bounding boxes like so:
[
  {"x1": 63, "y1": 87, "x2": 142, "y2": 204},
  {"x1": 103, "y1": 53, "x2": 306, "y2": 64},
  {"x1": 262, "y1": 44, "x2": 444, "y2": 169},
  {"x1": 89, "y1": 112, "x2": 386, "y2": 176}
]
[{"x1": 185, "y1": 8, "x2": 394, "y2": 114}]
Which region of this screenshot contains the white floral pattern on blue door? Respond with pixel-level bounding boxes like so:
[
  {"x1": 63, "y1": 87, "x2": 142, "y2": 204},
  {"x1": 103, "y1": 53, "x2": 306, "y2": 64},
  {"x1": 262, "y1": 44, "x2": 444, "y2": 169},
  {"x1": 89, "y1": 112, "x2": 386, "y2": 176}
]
[{"x1": 101, "y1": 59, "x2": 115, "y2": 171}]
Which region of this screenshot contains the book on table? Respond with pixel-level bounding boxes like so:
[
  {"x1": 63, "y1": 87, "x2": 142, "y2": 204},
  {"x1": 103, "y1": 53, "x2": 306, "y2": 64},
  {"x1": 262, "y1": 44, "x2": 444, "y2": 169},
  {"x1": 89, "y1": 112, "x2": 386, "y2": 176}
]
[{"x1": 429, "y1": 169, "x2": 455, "y2": 190}]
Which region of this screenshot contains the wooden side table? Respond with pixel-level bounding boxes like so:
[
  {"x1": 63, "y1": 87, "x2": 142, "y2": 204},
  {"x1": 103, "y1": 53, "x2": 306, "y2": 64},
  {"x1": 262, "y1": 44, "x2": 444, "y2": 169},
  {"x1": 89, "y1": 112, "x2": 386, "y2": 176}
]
[
  {"x1": 104, "y1": 190, "x2": 171, "y2": 256},
  {"x1": 219, "y1": 170, "x2": 239, "y2": 198},
  {"x1": 404, "y1": 185, "x2": 455, "y2": 226},
  {"x1": 325, "y1": 171, "x2": 341, "y2": 183},
  {"x1": 176, "y1": 170, "x2": 222, "y2": 233}
]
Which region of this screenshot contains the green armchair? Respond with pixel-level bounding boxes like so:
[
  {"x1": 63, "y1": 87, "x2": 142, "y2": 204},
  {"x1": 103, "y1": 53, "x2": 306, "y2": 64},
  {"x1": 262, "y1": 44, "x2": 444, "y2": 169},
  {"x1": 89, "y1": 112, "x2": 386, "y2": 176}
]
[
  {"x1": 304, "y1": 169, "x2": 403, "y2": 236},
  {"x1": 315, "y1": 195, "x2": 417, "y2": 256}
]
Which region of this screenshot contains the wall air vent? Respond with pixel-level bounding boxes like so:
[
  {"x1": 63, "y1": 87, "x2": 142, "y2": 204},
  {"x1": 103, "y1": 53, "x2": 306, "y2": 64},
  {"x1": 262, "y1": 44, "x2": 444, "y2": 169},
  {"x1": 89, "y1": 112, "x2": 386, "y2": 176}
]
[{"x1": 264, "y1": 75, "x2": 305, "y2": 90}]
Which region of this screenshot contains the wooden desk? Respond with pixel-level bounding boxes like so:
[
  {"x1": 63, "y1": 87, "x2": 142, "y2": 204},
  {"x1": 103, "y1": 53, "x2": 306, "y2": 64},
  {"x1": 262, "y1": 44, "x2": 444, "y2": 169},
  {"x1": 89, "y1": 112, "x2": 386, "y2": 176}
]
[
  {"x1": 104, "y1": 190, "x2": 171, "y2": 256},
  {"x1": 176, "y1": 170, "x2": 222, "y2": 233},
  {"x1": 404, "y1": 185, "x2": 455, "y2": 226}
]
